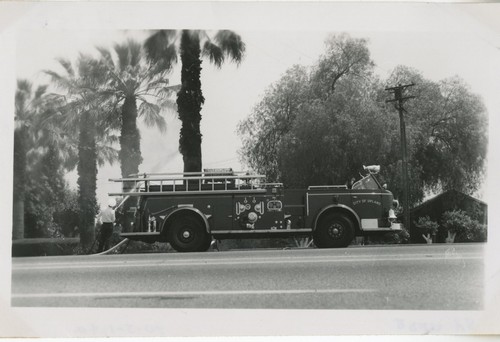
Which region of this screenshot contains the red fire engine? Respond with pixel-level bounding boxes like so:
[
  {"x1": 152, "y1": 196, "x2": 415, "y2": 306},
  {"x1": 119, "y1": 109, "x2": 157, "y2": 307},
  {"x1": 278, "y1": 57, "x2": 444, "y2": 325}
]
[{"x1": 109, "y1": 165, "x2": 401, "y2": 252}]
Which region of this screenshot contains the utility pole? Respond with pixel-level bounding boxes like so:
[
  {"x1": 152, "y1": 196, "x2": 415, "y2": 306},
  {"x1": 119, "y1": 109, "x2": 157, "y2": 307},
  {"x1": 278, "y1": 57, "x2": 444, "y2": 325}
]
[{"x1": 385, "y1": 83, "x2": 415, "y2": 242}]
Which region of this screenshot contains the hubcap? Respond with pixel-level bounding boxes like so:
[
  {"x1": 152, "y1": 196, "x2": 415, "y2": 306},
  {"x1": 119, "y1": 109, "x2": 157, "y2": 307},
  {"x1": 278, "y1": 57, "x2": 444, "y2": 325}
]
[
  {"x1": 328, "y1": 223, "x2": 344, "y2": 239},
  {"x1": 178, "y1": 225, "x2": 195, "y2": 243}
]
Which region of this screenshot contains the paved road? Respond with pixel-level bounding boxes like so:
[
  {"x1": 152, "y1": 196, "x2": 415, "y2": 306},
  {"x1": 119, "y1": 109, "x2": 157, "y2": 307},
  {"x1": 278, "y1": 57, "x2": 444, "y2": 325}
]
[{"x1": 11, "y1": 243, "x2": 483, "y2": 310}]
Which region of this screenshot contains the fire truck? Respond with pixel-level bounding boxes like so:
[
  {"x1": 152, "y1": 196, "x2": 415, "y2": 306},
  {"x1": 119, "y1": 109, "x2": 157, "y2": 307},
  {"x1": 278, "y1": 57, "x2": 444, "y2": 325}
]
[{"x1": 109, "y1": 165, "x2": 401, "y2": 252}]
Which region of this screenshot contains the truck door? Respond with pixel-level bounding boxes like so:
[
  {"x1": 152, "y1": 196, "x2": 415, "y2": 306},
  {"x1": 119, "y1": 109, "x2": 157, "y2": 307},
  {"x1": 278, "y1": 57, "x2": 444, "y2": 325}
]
[{"x1": 351, "y1": 175, "x2": 384, "y2": 230}]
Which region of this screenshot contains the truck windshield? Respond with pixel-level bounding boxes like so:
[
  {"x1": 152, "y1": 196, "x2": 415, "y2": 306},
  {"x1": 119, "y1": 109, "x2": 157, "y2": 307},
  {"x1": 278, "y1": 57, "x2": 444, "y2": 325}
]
[{"x1": 352, "y1": 174, "x2": 380, "y2": 190}]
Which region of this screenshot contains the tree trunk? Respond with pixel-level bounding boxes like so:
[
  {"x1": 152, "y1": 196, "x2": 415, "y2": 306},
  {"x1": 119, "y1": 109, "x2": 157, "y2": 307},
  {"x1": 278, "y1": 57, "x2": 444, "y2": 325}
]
[
  {"x1": 77, "y1": 115, "x2": 98, "y2": 247},
  {"x1": 119, "y1": 95, "x2": 142, "y2": 178},
  {"x1": 119, "y1": 95, "x2": 142, "y2": 232},
  {"x1": 12, "y1": 197, "x2": 24, "y2": 240},
  {"x1": 177, "y1": 30, "x2": 205, "y2": 174},
  {"x1": 12, "y1": 129, "x2": 27, "y2": 240},
  {"x1": 42, "y1": 144, "x2": 65, "y2": 209}
]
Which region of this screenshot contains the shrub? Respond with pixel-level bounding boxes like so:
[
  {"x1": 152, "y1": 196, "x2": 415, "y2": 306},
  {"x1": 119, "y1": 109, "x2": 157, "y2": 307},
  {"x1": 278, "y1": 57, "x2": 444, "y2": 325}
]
[
  {"x1": 365, "y1": 227, "x2": 410, "y2": 245},
  {"x1": 12, "y1": 238, "x2": 79, "y2": 257},
  {"x1": 415, "y1": 216, "x2": 439, "y2": 236},
  {"x1": 441, "y1": 209, "x2": 487, "y2": 243},
  {"x1": 53, "y1": 189, "x2": 79, "y2": 237}
]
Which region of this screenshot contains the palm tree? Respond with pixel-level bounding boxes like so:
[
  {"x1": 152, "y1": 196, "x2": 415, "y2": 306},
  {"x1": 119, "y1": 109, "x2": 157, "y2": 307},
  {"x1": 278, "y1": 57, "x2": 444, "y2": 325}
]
[
  {"x1": 45, "y1": 55, "x2": 118, "y2": 246},
  {"x1": 97, "y1": 39, "x2": 175, "y2": 178},
  {"x1": 13, "y1": 80, "x2": 48, "y2": 239},
  {"x1": 14, "y1": 80, "x2": 79, "y2": 239},
  {"x1": 144, "y1": 30, "x2": 246, "y2": 173}
]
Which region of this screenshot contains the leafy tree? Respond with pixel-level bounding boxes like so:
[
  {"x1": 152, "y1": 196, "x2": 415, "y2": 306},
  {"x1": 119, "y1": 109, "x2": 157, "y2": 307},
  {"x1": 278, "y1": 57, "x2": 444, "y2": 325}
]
[
  {"x1": 382, "y1": 66, "x2": 488, "y2": 204},
  {"x1": 239, "y1": 34, "x2": 379, "y2": 187},
  {"x1": 45, "y1": 55, "x2": 118, "y2": 246},
  {"x1": 97, "y1": 39, "x2": 175, "y2": 178},
  {"x1": 310, "y1": 33, "x2": 374, "y2": 100},
  {"x1": 144, "y1": 30, "x2": 246, "y2": 172}
]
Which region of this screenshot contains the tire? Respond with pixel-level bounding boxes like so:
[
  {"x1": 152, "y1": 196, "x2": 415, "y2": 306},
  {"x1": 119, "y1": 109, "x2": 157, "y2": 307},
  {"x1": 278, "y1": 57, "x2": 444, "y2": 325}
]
[
  {"x1": 313, "y1": 213, "x2": 355, "y2": 248},
  {"x1": 198, "y1": 235, "x2": 212, "y2": 252},
  {"x1": 168, "y1": 215, "x2": 208, "y2": 252}
]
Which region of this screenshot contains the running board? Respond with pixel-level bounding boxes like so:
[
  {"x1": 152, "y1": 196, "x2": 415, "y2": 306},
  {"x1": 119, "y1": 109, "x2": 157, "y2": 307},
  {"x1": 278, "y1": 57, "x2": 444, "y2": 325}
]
[
  {"x1": 212, "y1": 228, "x2": 313, "y2": 235},
  {"x1": 362, "y1": 223, "x2": 402, "y2": 232},
  {"x1": 120, "y1": 232, "x2": 161, "y2": 242}
]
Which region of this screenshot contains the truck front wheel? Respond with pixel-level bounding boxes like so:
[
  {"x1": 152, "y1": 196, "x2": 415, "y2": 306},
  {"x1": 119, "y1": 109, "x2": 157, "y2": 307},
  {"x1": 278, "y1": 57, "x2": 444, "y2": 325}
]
[
  {"x1": 314, "y1": 213, "x2": 355, "y2": 248},
  {"x1": 168, "y1": 215, "x2": 209, "y2": 252}
]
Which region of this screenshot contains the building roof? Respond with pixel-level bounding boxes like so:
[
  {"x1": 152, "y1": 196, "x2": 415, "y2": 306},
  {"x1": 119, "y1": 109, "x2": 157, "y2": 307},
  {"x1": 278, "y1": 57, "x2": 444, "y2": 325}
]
[{"x1": 410, "y1": 189, "x2": 487, "y2": 213}]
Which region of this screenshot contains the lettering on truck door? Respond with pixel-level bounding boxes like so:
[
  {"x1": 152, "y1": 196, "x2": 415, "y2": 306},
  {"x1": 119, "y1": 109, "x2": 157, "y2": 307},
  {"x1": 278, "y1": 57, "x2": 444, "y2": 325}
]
[{"x1": 351, "y1": 174, "x2": 383, "y2": 230}]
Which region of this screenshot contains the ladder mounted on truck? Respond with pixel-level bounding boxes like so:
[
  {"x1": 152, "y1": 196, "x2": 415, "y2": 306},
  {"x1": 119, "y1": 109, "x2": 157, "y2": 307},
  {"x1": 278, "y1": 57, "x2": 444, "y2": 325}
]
[{"x1": 108, "y1": 168, "x2": 269, "y2": 197}]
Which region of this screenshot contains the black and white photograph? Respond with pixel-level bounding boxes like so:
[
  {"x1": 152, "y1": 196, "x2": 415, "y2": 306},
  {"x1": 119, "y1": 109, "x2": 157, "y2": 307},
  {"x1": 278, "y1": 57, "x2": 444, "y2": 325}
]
[{"x1": 1, "y1": 1, "x2": 499, "y2": 338}]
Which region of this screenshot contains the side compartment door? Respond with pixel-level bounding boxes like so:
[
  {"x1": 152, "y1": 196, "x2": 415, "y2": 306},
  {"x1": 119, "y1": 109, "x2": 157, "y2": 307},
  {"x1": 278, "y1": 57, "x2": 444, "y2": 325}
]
[{"x1": 233, "y1": 188, "x2": 285, "y2": 230}]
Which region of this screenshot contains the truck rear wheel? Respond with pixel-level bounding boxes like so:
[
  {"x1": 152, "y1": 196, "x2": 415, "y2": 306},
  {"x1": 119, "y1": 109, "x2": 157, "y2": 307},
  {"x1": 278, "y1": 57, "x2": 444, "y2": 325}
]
[
  {"x1": 168, "y1": 215, "x2": 208, "y2": 252},
  {"x1": 314, "y1": 213, "x2": 355, "y2": 248}
]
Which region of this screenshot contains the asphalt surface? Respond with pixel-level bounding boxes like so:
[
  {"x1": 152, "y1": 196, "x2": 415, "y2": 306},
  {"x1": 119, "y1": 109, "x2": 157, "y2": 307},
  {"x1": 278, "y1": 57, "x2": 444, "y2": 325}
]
[{"x1": 11, "y1": 243, "x2": 484, "y2": 310}]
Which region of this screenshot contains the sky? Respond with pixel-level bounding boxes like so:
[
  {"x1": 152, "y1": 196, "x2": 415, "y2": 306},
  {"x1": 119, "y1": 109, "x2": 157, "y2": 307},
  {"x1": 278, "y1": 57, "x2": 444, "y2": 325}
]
[{"x1": 1, "y1": 1, "x2": 500, "y2": 337}]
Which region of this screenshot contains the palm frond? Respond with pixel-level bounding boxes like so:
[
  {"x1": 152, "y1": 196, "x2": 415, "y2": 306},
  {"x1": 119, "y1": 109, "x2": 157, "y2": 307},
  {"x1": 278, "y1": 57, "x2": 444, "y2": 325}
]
[
  {"x1": 144, "y1": 30, "x2": 178, "y2": 72},
  {"x1": 114, "y1": 43, "x2": 131, "y2": 73},
  {"x1": 202, "y1": 41, "x2": 224, "y2": 68},
  {"x1": 96, "y1": 142, "x2": 119, "y2": 167},
  {"x1": 34, "y1": 85, "x2": 48, "y2": 100},
  {"x1": 157, "y1": 97, "x2": 177, "y2": 114},
  {"x1": 138, "y1": 83, "x2": 178, "y2": 100},
  {"x1": 15, "y1": 80, "x2": 31, "y2": 115},
  {"x1": 144, "y1": 77, "x2": 170, "y2": 89},
  {"x1": 138, "y1": 101, "x2": 167, "y2": 133},
  {"x1": 55, "y1": 57, "x2": 75, "y2": 77},
  {"x1": 96, "y1": 46, "x2": 115, "y2": 69},
  {"x1": 96, "y1": 102, "x2": 122, "y2": 132},
  {"x1": 61, "y1": 146, "x2": 79, "y2": 171},
  {"x1": 17, "y1": 79, "x2": 32, "y2": 94},
  {"x1": 214, "y1": 30, "x2": 246, "y2": 65},
  {"x1": 36, "y1": 99, "x2": 65, "y2": 130},
  {"x1": 127, "y1": 39, "x2": 143, "y2": 68},
  {"x1": 43, "y1": 70, "x2": 76, "y2": 91}
]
